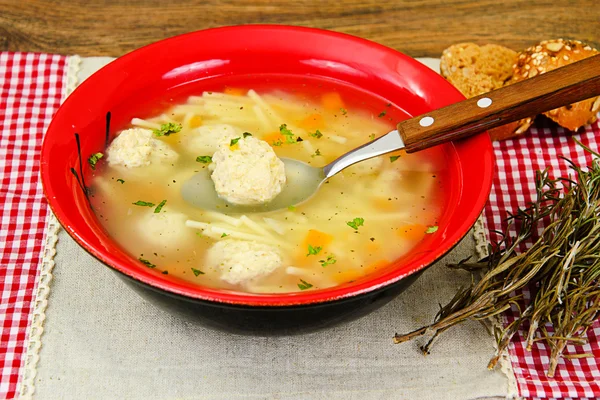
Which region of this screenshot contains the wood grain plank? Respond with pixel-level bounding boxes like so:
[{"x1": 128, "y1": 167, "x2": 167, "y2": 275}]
[{"x1": 0, "y1": 0, "x2": 598, "y2": 57}]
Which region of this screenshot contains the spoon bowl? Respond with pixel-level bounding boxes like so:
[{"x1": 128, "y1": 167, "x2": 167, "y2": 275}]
[{"x1": 181, "y1": 157, "x2": 325, "y2": 213}]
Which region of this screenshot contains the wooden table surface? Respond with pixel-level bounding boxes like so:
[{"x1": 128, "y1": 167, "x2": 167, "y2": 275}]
[{"x1": 1, "y1": 0, "x2": 598, "y2": 58}]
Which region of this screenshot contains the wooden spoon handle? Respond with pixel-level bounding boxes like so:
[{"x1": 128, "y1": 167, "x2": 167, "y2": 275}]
[{"x1": 397, "y1": 54, "x2": 600, "y2": 153}]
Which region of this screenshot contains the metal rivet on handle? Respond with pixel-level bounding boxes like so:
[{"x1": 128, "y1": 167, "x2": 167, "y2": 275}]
[
  {"x1": 477, "y1": 97, "x2": 492, "y2": 108},
  {"x1": 419, "y1": 116, "x2": 434, "y2": 127}
]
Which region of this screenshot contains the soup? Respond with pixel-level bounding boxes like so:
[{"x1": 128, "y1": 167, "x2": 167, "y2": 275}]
[{"x1": 90, "y1": 86, "x2": 443, "y2": 293}]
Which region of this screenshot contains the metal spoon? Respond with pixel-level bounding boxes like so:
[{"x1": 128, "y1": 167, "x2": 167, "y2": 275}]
[{"x1": 182, "y1": 54, "x2": 600, "y2": 213}]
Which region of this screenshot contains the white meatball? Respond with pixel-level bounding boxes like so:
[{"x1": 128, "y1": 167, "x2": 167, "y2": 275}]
[
  {"x1": 106, "y1": 128, "x2": 178, "y2": 168},
  {"x1": 185, "y1": 124, "x2": 240, "y2": 155},
  {"x1": 137, "y1": 209, "x2": 193, "y2": 253},
  {"x1": 205, "y1": 239, "x2": 282, "y2": 285},
  {"x1": 210, "y1": 136, "x2": 286, "y2": 205}
]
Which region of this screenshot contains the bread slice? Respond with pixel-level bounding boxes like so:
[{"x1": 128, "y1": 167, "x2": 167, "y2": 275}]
[
  {"x1": 440, "y1": 43, "x2": 531, "y2": 140},
  {"x1": 440, "y1": 43, "x2": 517, "y2": 98}
]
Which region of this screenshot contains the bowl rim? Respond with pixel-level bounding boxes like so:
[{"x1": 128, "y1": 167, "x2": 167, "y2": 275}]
[{"x1": 41, "y1": 24, "x2": 494, "y2": 307}]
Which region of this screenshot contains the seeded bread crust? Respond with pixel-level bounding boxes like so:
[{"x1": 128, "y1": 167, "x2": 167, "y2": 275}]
[
  {"x1": 440, "y1": 43, "x2": 517, "y2": 98},
  {"x1": 512, "y1": 39, "x2": 599, "y2": 132}
]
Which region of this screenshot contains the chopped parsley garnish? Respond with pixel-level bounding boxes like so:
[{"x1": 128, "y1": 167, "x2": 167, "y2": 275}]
[
  {"x1": 88, "y1": 152, "x2": 103, "y2": 170},
  {"x1": 340, "y1": 108, "x2": 348, "y2": 115},
  {"x1": 426, "y1": 226, "x2": 439, "y2": 234},
  {"x1": 133, "y1": 201, "x2": 155, "y2": 207},
  {"x1": 196, "y1": 155, "x2": 212, "y2": 163},
  {"x1": 320, "y1": 254, "x2": 337, "y2": 267},
  {"x1": 230, "y1": 137, "x2": 241, "y2": 146},
  {"x1": 279, "y1": 124, "x2": 296, "y2": 144},
  {"x1": 191, "y1": 268, "x2": 205, "y2": 276},
  {"x1": 243, "y1": 132, "x2": 253, "y2": 138},
  {"x1": 221, "y1": 233, "x2": 228, "y2": 238},
  {"x1": 311, "y1": 149, "x2": 321, "y2": 157},
  {"x1": 297, "y1": 279, "x2": 313, "y2": 290},
  {"x1": 378, "y1": 110, "x2": 387, "y2": 118},
  {"x1": 310, "y1": 130, "x2": 323, "y2": 139},
  {"x1": 138, "y1": 258, "x2": 156, "y2": 268},
  {"x1": 272, "y1": 139, "x2": 283, "y2": 146},
  {"x1": 390, "y1": 155, "x2": 401, "y2": 163},
  {"x1": 307, "y1": 245, "x2": 322, "y2": 256},
  {"x1": 369, "y1": 133, "x2": 376, "y2": 140},
  {"x1": 154, "y1": 199, "x2": 167, "y2": 213},
  {"x1": 346, "y1": 217, "x2": 365, "y2": 230},
  {"x1": 116, "y1": 179, "x2": 125, "y2": 184},
  {"x1": 153, "y1": 122, "x2": 182, "y2": 137},
  {"x1": 288, "y1": 205, "x2": 296, "y2": 211}
]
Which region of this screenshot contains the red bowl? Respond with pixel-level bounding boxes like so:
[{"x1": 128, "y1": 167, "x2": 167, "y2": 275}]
[{"x1": 41, "y1": 25, "x2": 493, "y2": 332}]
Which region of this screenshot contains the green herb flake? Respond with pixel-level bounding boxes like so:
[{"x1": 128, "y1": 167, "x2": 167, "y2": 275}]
[
  {"x1": 154, "y1": 199, "x2": 167, "y2": 213},
  {"x1": 378, "y1": 110, "x2": 387, "y2": 118},
  {"x1": 310, "y1": 130, "x2": 323, "y2": 139},
  {"x1": 340, "y1": 108, "x2": 348, "y2": 115},
  {"x1": 221, "y1": 233, "x2": 229, "y2": 238},
  {"x1": 390, "y1": 155, "x2": 401, "y2": 163},
  {"x1": 243, "y1": 132, "x2": 253, "y2": 138},
  {"x1": 369, "y1": 133, "x2": 376, "y2": 141},
  {"x1": 153, "y1": 122, "x2": 182, "y2": 137},
  {"x1": 320, "y1": 254, "x2": 337, "y2": 267},
  {"x1": 346, "y1": 217, "x2": 365, "y2": 230},
  {"x1": 297, "y1": 279, "x2": 313, "y2": 290},
  {"x1": 311, "y1": 149, "x2": 321, "y2": 158},
  {"x1": 133, "y1": 201, "x2": 155, "y2": 207},
  {"x1": 162, "y1": 270, "x2": 169, "y2": 275},
  {"x1": 88, "y1": 152, "x2": 103, "y2": 170},
  {"x1": 138, "y1": 258, "x2": 156, "y2": 268},
  {"x1": 307, "y1": 245, "x2": 322, "y2": 256},
  {"x1": 196, "y1": 155, "x2": 212, "y2": 163},
  {"x1": 230, "y1": 137, "x2": 241, "y2": 146},
  {"x1": 288, "y1": 205, "x2": 296, "y2": 211},
  {"x1": 279, "y1": 124, "x2": 296, "y2": 144},
  {"x1": 426, "y1": 226, "x2": 439, "y2": 234},
  {"x1": 191, "y1": 268, "x2": 205, "y2": 276},
  {"x1": 116, "y1": 178, "x2": 125, "y2": 184},
  {"x1": 272, "y1": 140, "x2": 283, "y2": 146}
]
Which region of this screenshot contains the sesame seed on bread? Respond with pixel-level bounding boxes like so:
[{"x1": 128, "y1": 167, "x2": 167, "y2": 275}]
[{"x1": 512, "y1": 39, "x2": 599, "y2": 132}]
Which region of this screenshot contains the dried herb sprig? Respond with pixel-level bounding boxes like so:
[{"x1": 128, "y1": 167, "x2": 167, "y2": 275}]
[{"x1": 393, "y1": 141, "x2": 600, "y2": 377}]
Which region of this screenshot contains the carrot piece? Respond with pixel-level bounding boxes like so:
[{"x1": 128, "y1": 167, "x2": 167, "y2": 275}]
[
  {"x1": 224, "y1": 87, "x2": 246, "y2": 96},
  {"x1": 262, "y1": 132, "x2": 285, "y2": 146},
  {"x1": 299, "y1": 113, "x2": 325, "y2": 130},
  {"x1": 321, "y1": 92, "x2": 345, "y2": 112},
  {"x1": 371, "y1": 197, "x2": 397, "y2": 211},
  {"x1": 302, "y1": 229, "x2": 333, "y2": 249},
  {"x1": 189, "y1": 115, "x2": 203, "y2": 128},
  {"x1": 396, "y1": 224, "x2": 427, "y2": 241}
]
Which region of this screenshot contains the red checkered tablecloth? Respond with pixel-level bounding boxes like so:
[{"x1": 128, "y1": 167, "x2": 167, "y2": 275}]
[
  {"x1": 483, "y1": 120, "x2": 600, "y2": 398},
  {"x1": 0, "y1": 52, "x2": 67, "y2": 399},
  {"x1": 0, "y1": 51, "x2": 599, "y2": 399}
]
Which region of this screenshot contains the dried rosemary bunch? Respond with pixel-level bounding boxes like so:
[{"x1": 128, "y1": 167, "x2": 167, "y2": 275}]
[{"x1": 393, "y1": 142, "x2": 600, "y2": 377}]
